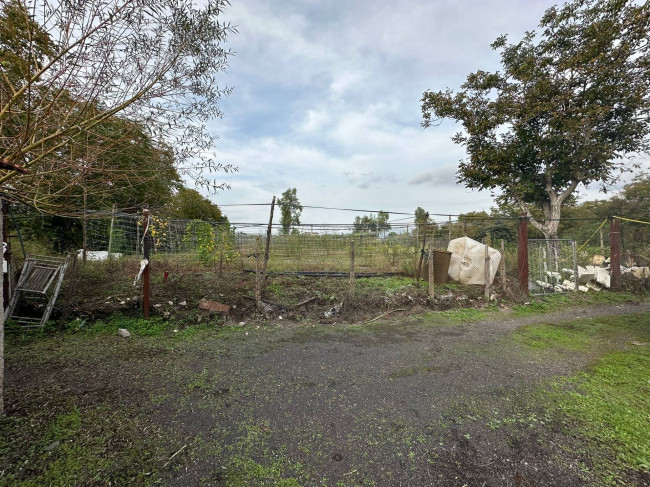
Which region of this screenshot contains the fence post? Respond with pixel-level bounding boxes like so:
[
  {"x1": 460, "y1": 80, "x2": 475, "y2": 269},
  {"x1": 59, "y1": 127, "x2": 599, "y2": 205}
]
[
  {"x1": 500, "y1": 239, "x2": 506, "y2": 292},
  {"x1": 349, "y1": 240, "x2": 355, "y2": 300},
  {"x1": 572, "y1": 240, "x2": 579, "y2": 292},
  {"x1": 142, "y1": 208, "x2": 150, "y2": 319},
  {"x1": 255, "y1": 237, "x2": 262, "y2": 308},
  {"x1": 484, "y1": 239, "x2": 490, "y2": 300},
  {"x1": 518, "y1": 216, "x2": 529, "y2": 294},
  {"x1": 108, "y1": 203, "x2": 116, "y2": 255},
  {"x1": 609, "y1": 217, "x2": 621, "y2": 290},
  {"x1": 262, "y1": 196, "x2": 275, "y2": 280},
  {"x1": 428, "y1": 244, "x2": 434, "y2": 301}
]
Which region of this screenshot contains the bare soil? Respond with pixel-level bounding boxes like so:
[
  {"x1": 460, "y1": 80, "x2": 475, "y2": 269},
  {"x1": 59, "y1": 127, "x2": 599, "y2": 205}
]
[{"x1": 2, "y1": 299, "x2": 649, "y2": 486}]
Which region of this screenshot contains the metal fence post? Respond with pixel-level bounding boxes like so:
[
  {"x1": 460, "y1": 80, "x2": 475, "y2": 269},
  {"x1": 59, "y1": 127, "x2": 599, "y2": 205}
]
[
  {"x1": 609, "y1": 217, "x2": 621, "y2": 290},
  {"x1": 349, "y1": 240, "x2": 355, "y2": 300},
  {"x1": 428, "y1": 244, "x2": 434, "y2": 301},
  {"x1": 518, "y1": 216, "x2": 529, "y2": 294}
]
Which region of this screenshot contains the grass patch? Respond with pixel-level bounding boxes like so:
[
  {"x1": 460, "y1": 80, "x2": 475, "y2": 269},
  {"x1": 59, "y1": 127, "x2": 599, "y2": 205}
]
[
  {"x1": 514, "y1": 312, "x2": 650, "y2": 351},
  {"x1": 548, "y1": 346, "x2": 650, "y2": 482},
  {"x1": 356, "y1": 276, "x2": 415, "y2": 294},
  {"x1": 0, "y1": 405, "x2": 169, "y2": 486}
]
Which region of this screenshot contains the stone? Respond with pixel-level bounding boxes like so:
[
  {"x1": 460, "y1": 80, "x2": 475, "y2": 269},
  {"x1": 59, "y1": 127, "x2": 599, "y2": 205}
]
[
  {"x1": 117, "y1": 328, "x2": 131, "y2": 338},
  {"x1": 591, "y1": 254, "x2": 606, "y2": 265}
]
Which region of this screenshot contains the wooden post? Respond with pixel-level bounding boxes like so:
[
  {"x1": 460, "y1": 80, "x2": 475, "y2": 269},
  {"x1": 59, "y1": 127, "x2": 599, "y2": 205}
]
[
  {"x1": 500, "y1": 239, "x2": 506, "y2": 292},
  {"x1": 255, "y1": 237, "x2": 262, "y2": 308},
  {"x1": 108, "y1": 203, "x2": 116, "y2": 255},
  {"x1": 609, "y1": 217, "x2": 621, "y2": 290},
  {"x1": 416, "y1": 232, "x2": 426, "y2": 286},
  {"x1": 518, "y1": 216, "x2": 529, "y2": 294},
  {"x1": 349, "y1": 240, "x2": 355, "y2": 300},
  {"x1": 262, "y1": 196, "x2": 275, "y2": 280},
  {"x1": 484, "y1": 239, "x2": 490, "y2": 300},
  {"x1": 599, "y1": 227, "x2": 604, "y2": 249},
  {"x1": 428, "y1": 244, "x2": 434, "y2": 301},
  {"x1": 143, "y1": 209, "x2": 150, "y2": 319}
]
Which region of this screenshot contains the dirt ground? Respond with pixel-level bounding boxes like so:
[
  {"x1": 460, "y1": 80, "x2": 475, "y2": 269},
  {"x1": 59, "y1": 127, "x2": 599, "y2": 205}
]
[{"x1": 2, "y1": 300, "x2": 649, "y2": 486}]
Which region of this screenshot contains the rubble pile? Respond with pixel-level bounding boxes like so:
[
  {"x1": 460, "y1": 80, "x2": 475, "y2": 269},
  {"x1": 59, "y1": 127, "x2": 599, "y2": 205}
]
[{"x1": 534, "y1": 255, "x2": 649, "y2": 293}]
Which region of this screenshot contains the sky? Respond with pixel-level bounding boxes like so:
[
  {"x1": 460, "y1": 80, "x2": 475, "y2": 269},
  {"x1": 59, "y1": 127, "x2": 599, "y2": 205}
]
[{"x1": 199, "y1": 0, "x2": 649, "y2": 227}]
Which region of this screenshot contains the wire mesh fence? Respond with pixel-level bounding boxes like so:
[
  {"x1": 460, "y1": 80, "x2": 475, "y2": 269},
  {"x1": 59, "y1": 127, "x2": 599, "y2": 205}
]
[{"x1": 528, "y1": 239, "x2": 577, "y2": 295}]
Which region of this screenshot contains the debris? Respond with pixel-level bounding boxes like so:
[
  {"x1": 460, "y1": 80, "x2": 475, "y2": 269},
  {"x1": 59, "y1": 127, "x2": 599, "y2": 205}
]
[
  {"x1": 77, "y1": 250, "x2": 123, "y2": 261},
  {"x1": 278, "y1": 316, "x2": 283, "y2": 320},
  {"x1": 293, "y1": 296, "x2": 316, "y2": 308},
  {"x1": 163, "y1": 445, "x2": 187, "y2": 468},
  {"x1": 168, "y1": 301, "x2": 173, "y2": 306},
  {"x1": 366, "y1": 308, "x2": 406, "y2": 324},
  {"x1": 324, "y1": 303, "x2": 343, "y2": 318},
  {"x1": 154, "y1": 304, "x2": 162, "y2": 308},
  {"x1": 133, "y1": 258, "x2": 149, "y2": 285},
  {"x1": 238, "y1": 322, "x2": 246, "y2": 326},
  {"x1": 198, "y1": 300, "x2": 230, "y2": 313},
  {"x1": 179, "y1": 301, "x2": 187, "y2": 307},
  {"x1": 591, "y1": 254, "x2": 606, "y2": 265},
  {"x1": 117, "y1": 328, "x2": 131, "y2": 338}
]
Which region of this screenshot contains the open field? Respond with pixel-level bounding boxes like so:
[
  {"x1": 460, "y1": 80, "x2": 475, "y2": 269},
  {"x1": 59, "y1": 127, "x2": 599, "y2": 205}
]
[{"x1": 1, "y1": 295, "x2": 649, "y2": 486}]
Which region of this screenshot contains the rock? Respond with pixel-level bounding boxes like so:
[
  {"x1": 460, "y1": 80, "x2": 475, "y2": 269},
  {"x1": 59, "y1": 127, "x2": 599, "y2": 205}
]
[
  {"x1": 324, "y1": 303, "x2": 343, "y2": 318},
  {"x1": 594, "y1": 268, "x2": 610, "y2": 288},
  {"x1": 591, "y1": 254, "x2": 606, "y2": 265},
  {"x1": 168, "y1": 301, "x2": 174, "y2": 305},
  {"x1": 578, "y1": 285, "x2": 589, "y2": 293},
  {"x1": 45, "y1": 441, "x2": 60, "y2": 451},
  {"x1": 117, "y1": 328, "x2": 131, "y2": 338},
  {"x1": 179, "y1": 301, "x2": 187, "y2": 306},
  {"x1": 278, "y1": 316, "x2": 283, "y2": 320},
  {"x1": 586, "y1": 281, "x2": 603, "y2": 291}
]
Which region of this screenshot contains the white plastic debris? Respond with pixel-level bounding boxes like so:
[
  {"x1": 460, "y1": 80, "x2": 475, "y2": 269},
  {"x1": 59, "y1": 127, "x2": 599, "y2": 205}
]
[{"x1": 133, "y1": 258, "x2": 149, "y2": 285}]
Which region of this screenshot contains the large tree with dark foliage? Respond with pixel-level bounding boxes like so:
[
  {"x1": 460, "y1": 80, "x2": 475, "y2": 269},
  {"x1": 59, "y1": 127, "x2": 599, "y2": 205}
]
[{"x1": 422, "y1": 0, "x2": 650, "y2": 239}]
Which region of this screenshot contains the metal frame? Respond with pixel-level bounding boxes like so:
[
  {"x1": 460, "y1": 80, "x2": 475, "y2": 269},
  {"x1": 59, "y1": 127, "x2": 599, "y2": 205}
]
[{"x1": 7, "y1": 254, "x2": 69, "y2": 328}]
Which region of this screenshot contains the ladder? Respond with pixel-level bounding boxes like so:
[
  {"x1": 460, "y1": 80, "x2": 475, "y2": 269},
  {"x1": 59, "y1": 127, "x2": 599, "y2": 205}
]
[{"x1": 7, "y1": 255, "x2": 69, "y2": 328}]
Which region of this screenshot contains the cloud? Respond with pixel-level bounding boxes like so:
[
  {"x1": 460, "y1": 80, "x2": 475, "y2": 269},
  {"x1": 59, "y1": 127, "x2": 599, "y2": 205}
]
[{"x1": 408, "y1": 165, "x2": 458, "y2": 185}]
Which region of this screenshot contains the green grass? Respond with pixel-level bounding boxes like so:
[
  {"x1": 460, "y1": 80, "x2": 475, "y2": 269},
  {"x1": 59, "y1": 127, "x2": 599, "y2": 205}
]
[
  {"x1": 548, "y1": 346, "x2": 650, "y2": 482},
  {"x1": 0, "y1": 405, "x2": 169, "y2": 486}
]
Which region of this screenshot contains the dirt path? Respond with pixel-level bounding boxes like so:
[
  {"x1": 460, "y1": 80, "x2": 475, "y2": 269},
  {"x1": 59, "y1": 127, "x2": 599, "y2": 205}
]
[
  {"x1": 155, "y1": 301, "x2": 649, "y2": 486},
  {"x1": 3, "y1": 301, "x2": 649, "y2": 486}
]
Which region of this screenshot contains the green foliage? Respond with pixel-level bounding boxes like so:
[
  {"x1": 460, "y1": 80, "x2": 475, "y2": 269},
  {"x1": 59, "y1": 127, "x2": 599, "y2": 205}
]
[
  {"x1": 422, "y1": 0, "x2": 650, "y2": 238},
  {"x1": 163, "y1": 188, "x2": 228, "y2": 223},
  {"x1": 353, "y1": 211, "x2": 391, "y2": 235},
  {"x1": 277, "y1": 188, "x2": 303, "y2": 234},
  {"x1": 183, "y1": 220, "x2": 237, "y2": 266}
]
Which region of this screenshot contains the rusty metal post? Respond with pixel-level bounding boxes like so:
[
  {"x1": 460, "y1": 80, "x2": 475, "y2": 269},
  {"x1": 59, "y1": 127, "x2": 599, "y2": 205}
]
[
  {"x1": 609, "y1": 217, "x2": 621, "y2": 290},
  {"x1": 428, "y1": 245, "x2": 434, "y2": 301},
  {"x1": 500, "y1": 239, "x2": 506, "y2": 292},
  {"x1": 518, "y1": 216, "x2": 529, "y2": 294},
  {"x1": 484, "y1": 240, "x2": 490, "y2": 300},
  {"x1": 262, "y1": 196, "x2": 275, "y2": 280},
  {"x1": 349, "y1": 240, "x2": 355, "y2": 300},
  {"x1": 143, "y1": 209, "x2": 150, "y2": 319}
]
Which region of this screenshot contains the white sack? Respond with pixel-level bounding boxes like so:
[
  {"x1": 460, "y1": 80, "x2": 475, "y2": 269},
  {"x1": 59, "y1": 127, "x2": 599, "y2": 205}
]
[{"x1": 447, "y1": 237, "x2": 502, "y2": 286}]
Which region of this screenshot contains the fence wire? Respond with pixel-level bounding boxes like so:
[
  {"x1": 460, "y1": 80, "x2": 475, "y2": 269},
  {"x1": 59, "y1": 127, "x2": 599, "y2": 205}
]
[{"x1": 528, "y1": 239, "x2": 577, "y2": 295}]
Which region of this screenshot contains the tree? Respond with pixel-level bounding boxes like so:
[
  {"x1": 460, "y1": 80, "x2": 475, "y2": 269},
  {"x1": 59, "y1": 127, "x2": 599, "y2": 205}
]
[
  {"x1": 163, "y1": 188, "x2": 228, "y2": 223},
  {"x1": 0, "y1": 0, "x2": 235, "y2": 414},
  {"x1": 353, "y1": 212, "x2": 391, "y2": 235},
  {"x1": 421, "y1": 0, "x2": 650, "y2": 239},
  {"x1": 277, "y1": 188, "x2": 302, "y2": 234},
  {"x1": 0, "y1": 0, "x2": 236, "y2": 210}
]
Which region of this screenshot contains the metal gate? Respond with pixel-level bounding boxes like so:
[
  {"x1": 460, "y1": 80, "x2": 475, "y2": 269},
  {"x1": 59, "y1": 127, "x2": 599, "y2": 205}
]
[{"x1": 528, "y1": 239, "x2": 578, "y2": 295}]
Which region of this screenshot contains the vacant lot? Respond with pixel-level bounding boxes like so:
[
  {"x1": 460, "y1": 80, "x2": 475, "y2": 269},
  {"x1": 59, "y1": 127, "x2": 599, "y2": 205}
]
[{"x1": 1, "y1": 298, "x2": 649, "y2": 486}]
